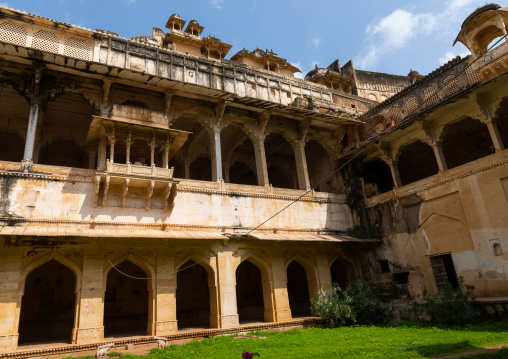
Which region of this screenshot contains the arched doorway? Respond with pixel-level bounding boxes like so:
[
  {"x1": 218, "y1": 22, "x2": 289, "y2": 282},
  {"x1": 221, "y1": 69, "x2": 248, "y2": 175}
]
[
  {"x1": 286, "y1": 261, "x2": 311, "y2": 317},
  {"x1": 176, "y1": 260, "x2": 211, "y2": 329},
  {"x1": 330, "y1": 258, "x2": 352, "y2": 289},
  {"x1": 104, "y1": 261, "x2": 149, "y2": 337},
  {"x1": 18, "y1": 260, "x2": 76, "y2": 345},
  {"x1": 236, "y1": 260, "x2": 264, "y2": 323}
]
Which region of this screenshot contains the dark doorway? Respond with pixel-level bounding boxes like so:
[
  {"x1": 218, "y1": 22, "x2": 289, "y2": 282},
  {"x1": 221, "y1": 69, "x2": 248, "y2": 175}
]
[
  {"x1": 236, "y1": 260, "x2": 264, "y2": 323},
  {"x1": 228, "y1": 161, "x2": 257, "y2": 186},
  {"x1": 287, "y1": 261, "x2": 311, "y2": 317},
  {"x1": 104, "y1": 261, "x2": 149, "y2": 337},
  {"x1": 430, "y1": 254, "x2": 458, "y2": 293},
  {"x1": 330, "y1": 259, "x2": 350, "y2": 289},
  {"x1": 189, "y1": 157, "x2": 212, "y2": 181},
  {"x1": 361, "y1": 158, "x2": 394, "y2": 196},
  {"x1": 398, "y1": 141, "x2": 439, "y2": 185},
  {"x1": 19, "y1": 260, "x2": 76, "y2": 345},
  {"x1": 40, "y1": 140, "x2": 87, "y2": 168},
  {"x1": 176, "y1": 260, "x2": 210, "y2": 329},
  {"x1": 442, "y1": 118, "x2": 495, "y2": 169}
]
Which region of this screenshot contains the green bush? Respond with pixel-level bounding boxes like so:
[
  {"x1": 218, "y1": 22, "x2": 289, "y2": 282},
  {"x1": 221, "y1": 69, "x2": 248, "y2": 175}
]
[
  {"x1": 310, "y1": 284, "x2": 356, "y2": 327},
  {"x1": 310, "y1": 277, "x2": 390, "y2": 327},
  {"x1": 344, "y1": 277, "x2": 391, "y2": 324},
  {"x1": 412, "y1": 277, "x2": 480, "y2": 325}
]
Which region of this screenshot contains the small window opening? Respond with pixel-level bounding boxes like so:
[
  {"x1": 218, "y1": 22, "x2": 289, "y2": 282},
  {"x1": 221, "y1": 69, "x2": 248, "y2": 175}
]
[
  {"x1": 493, "y1": 243, "x2": 503, "y2": 256},
  {"x1": 286, "y1": 91, "x2": 291, "y2": 98},
  {"x1": 351, "y1": 104, "x2": 356, "y2": 108},
  {"x1": 430, "y1": 254, "x2": 458, "y2": 293},
  {"x1": 270, "y1": 88, "x2": 276, "y2": 96},
  {"x1": 251, "y1": 84, "x2": 256, "y2": 90},
  {"x1": 174, "y1": 25, "x2": 180, "y2": 31},
  {"x1": 392, "y1": 271, "x2": 409, "y2": 285},
  {"x1": 379, "y1": 260, "x2": 390, "y2": 273}
]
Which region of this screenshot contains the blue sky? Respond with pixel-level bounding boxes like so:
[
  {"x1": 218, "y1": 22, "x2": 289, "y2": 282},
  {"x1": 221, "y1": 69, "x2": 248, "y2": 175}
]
[{"x1": 5, "y1": 0, "x2": 507, "y2": 77}]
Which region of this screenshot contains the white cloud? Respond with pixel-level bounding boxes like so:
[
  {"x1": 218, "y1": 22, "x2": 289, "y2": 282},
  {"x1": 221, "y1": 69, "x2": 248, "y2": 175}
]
[
  {"x1": 127, "y1": 0, "x2": 136, "y2": 4},
  {"x1": 291, "y1": 62, "x2": 305, "y2": 79},
  {"x1": 356, "y1": 0, "x2": 477, "y2": 69},
  {"x1": 312, "y1": 36, "x2": 321, "y2": 47},
  {"x1": 438, "y1": 48, "x2": 470, "y2": 64},
  {"x1": 210, "y1": 0, "x2": 224, "y2": 9}
]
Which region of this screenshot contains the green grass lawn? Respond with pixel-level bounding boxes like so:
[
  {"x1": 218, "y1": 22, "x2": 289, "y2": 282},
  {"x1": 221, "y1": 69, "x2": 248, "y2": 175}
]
[{"x1": 105, "y1": 321, "x2": 508, "y2": 359}]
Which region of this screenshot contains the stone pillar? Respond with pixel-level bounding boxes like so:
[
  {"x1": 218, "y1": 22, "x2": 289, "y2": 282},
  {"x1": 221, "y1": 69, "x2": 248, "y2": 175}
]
[
  {"x1": 292, "y1": 141, "x2": 311, "y2": 190},
  {"x1": 164, "y1": 137, "x2": 171, "y2": 169},
  {"x1": 484, "y1": 119, "x2": 505, "y2": 151},
  {"x1": 184, "y1": 158, "x2": 191, "y2": 179},
  {"x1": 216, "y1": 251, "x2": 239, "y2": 328},
  {"x1": 74, "y1": 252, "x2": 105, "y2": 344},
  {"x1": 388, "y1": 161, "x2": 402, "y2": 188},
  {"x1": 126, "y1": 131, "x2": 132, "y2": 164},
  {"x1": 97, "y1": 130, "x2": 107, "y2": 170},
  {"x1": 315, "y1": 254, "x2": 333, "y2": 296},
  {"x1": 23, "y1": 100, "x2": 41, "y2": 161},
  {"x1": 210, "y1": 127, "x2": 223, "y2": 181},
  {"x1": 150, "y1": 133, "x2": 156, "y2": 167},
  {"x1": 154, "y1": 250, "x2": 177, "y2": 335},
  {"x1": 269, "y1": 253, "x2": 292, "y2": 322},
  {"x1": 431, "y1": 143, "x2": 448, "y2": 172},
  {"x1": 0, "y1": 248, "x2": 22, "y2": 353},
  {"x1": 253, "y1": 136, "x2": 269, "y2": 186}
]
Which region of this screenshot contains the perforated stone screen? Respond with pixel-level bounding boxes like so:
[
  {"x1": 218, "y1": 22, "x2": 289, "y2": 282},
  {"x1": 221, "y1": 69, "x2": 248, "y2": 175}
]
[
  {"x1": 423, "y1": 85, "x2": 439, "y2": 106},
  {"x1": 31, "y1": 30, "x2": 59, "y2": 54},
  {"x1": 443, "y1": 75, "x2": 460, "y2": 96},
  {"x1": 0, "y1": 22, "x2": 28, "y2": 47},
  {"x1": 405, "y1": 97, "x2": 418, "y2": 115},
  {"x1": 64, "y1": 37, "x2": 91, "y2": 60}
]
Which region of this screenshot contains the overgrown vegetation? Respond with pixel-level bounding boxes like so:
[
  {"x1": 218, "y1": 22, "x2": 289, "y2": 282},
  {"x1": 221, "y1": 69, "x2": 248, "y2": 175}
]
[
  {"x1": 311, "y1": 277, "x2": 391, "y2": 327},
  {"x1": 67, "y1": 321, "x2": 508, "y2": 359},
  {"x1": 412, "y1": 277, "x2": 481, "y2": 325}
]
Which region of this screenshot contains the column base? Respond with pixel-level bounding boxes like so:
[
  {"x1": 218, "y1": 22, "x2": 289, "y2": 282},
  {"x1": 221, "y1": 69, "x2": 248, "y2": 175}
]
[
  {"x1": 75, "y1": 327, "x2": 104, "y2": 344},
  {"x1": 0, "y1": 334, "x2": 18, "y2": 353},
  {"x1": 219, "y1": 314, "x2": 239, "y2": 328},
  {"x1": 155, "y1": 321, "x2": 178, "y2": 335},
  {"x1": 275, "y1": 309, "x2": 292, "y2": 322},
  {"x1": 20, "y1": 159, "x2": 33, "y2": 173}
]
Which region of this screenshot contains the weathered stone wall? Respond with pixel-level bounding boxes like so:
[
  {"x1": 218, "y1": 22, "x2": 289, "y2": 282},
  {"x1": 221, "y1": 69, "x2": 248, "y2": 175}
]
[
  {"x1": 0, "y1": 163, "x2": 352, "y2": 231},
  {"x1": 365, "y1": 150, "x2": 508, "y2": 297}
]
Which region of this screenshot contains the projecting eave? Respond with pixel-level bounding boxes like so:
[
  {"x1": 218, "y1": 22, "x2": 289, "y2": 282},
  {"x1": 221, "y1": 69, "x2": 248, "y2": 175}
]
[{"x1": 225, "y1": 231, "x2": 381, "y2": 243}]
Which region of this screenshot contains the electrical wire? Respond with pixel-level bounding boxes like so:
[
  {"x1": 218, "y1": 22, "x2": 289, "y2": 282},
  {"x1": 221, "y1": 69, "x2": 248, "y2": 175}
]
[{"x1": 106, "y1": 34, "x2": 508, "y2": 279}]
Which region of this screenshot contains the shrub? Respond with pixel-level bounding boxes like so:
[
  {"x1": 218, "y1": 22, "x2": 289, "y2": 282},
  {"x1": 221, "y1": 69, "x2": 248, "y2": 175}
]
[
  {"x1": 344, "y1": 276, "x2": 391, "y2": 324},
  {"x1": 310, "y1": 284, "x2": 356, "y2": 328},
  {"x1": 412, "y1": 277, "x2": 480, "y2": 325},
  {"x1": 311, "y1": 277, "x2": 392, "y2": 327}
]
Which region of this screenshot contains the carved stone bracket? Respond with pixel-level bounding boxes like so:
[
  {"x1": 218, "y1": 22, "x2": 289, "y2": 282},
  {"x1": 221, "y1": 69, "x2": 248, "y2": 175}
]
[
  {"x1": 121, "y1": 179, "x2": 130, "y2": 208},
  {"x1": 145, "y1": 180, "x2": 155, "y2": 210},
  {"x1": 102, "y1": 176, "x2": 111, "y2": 206},
  {"x1": 163, "y1": 182, "x2": 179, "y2": 211}
]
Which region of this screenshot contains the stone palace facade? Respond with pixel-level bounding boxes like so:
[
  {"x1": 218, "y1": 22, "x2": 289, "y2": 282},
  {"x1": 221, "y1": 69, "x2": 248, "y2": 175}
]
[{"x1": 0, "y1": 3, "x2": 507, "y2": 353}]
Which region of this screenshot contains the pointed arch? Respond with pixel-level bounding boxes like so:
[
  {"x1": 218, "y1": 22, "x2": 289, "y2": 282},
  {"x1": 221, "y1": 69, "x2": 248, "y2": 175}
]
[
  {"x1": 284, "y1": 253, "x2": 317, "y2": 283},
  {"x1": 175, "y1": 253, "x2": 218, "y2": 329},
  {"x1": 20, "y1": 251, "x2": 82, "y2": 294},
  {"x1": 103, "y1": 252, "x2": 155, "y2": 292},
  {"x1": 175, "y1": 252, "x2": 216, "y2": 286},
  {"x1": 18, "y1": 256, "x2": 79, "y2": 345},
  {"x1": 103, "y1": 254, "x2": 154, "y2": 336}
]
